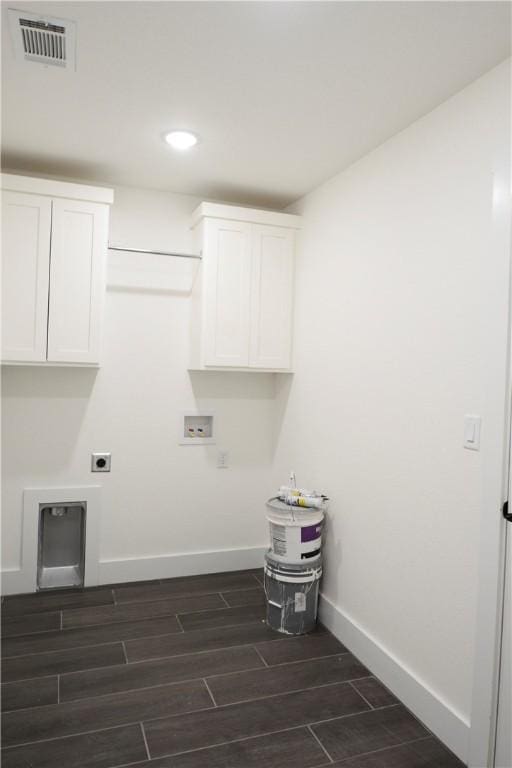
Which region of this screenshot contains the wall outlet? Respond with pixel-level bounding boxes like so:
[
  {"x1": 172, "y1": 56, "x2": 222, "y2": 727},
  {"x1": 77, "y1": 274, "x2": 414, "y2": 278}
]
[
  {"x1": 91, "y1": 452, "x2": 111, "y2": 472},
  {"x1": 217, "y1": 450, "x2": 229, "y2": 469}
]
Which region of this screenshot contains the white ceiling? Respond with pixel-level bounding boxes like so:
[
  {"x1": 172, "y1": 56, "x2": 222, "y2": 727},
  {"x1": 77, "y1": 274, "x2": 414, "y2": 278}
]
[{"x1": 2, "y1": 1, "x2": 510, "y2": 208}]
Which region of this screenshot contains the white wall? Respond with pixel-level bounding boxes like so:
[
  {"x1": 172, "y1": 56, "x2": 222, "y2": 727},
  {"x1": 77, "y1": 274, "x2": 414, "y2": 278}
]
[
  {"x1": 1, "y1": 185, "x2": 272, "y2": 585},
  {"x1": 2, "y1": 60, "x2": 509, "y2": 764},
  {"x1": 272, "y1": 61, "x2": 510, "y2": 758}
]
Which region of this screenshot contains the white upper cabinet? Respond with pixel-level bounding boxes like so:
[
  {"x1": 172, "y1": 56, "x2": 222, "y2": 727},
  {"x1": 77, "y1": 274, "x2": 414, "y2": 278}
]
[
  {"x1": 203, "y1": 218, "x2": 252, "y2": 367},
  {"x1": 191, "y1": 203, "x2": 299, "y2": 371},
  {"x1": 249, "y1": 225, "x2": 294, "y2": 369},
  {"x1": 1, "y1": 192, "x2": 52, "y2": 362},
  {"x1": 1, "y1": 174, "x2": 113, "y2": 366},
  {"x1": 47, "y1": 199, "x2": 108, "y2": 364}
]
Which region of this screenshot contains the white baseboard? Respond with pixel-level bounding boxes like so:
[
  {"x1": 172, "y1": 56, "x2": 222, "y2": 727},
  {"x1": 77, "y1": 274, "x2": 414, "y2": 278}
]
[
  {"x1": 1, "y1": 546, "x2": 266, "y2": 595},
  {"x1": 1, "y1": 568, "x2": 25, "y2": 596},
  {"x1": 319, "y1": 593, "x2": 470, "y2": 764},
  {"x1": 98, "y1": 546, "x2": 267, "y2": 585}
]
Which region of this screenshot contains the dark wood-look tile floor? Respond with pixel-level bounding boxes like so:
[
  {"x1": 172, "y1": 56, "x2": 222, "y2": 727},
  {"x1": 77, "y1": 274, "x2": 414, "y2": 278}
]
[{"x1": 1, "y1": 569, "x2": 465, "y2": 768}]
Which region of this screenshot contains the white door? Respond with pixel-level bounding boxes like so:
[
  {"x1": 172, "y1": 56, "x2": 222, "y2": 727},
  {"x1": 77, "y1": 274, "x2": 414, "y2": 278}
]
[
  {"x1": 1, "y1": 192, "x2": 51, "y2": 362},
  {"x1": 495, "y1": 521, "x2": 511, "y2": 767},
  {"x1": 249, "y1": 224, "x2": 294, "y2": 369},
  {"x1": 47, "y1": 198, "x2": 108, "y2": 364},
  {"x1": 203, "y1": 218, "x2": 252, "y2": 367}
]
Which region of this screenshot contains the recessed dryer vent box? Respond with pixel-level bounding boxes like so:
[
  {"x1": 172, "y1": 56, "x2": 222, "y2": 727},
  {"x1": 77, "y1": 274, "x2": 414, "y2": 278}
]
[
  {"x1": 37, "y1": 503, "x2": 86, "y2": 590},
  {"x1": 180, "y1": 412, "x2": 215, "y2": 445}
]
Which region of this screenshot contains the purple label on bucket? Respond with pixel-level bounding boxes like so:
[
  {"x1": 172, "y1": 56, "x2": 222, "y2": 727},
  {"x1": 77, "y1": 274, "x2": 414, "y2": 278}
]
[{"x1": 301, "y1": 524, "x2": 322, "y2": 543}]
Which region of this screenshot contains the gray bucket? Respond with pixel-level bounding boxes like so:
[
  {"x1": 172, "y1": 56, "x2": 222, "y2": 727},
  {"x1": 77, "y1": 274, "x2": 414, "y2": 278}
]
[{"x1": 264, "y1": 551, "x2": 322, "y2": 635}]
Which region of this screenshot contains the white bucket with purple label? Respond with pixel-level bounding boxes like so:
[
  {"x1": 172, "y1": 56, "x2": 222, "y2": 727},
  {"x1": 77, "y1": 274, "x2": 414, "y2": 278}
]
[{"x1": 266, "y1": 497, "x2": 325, "y2": 564}]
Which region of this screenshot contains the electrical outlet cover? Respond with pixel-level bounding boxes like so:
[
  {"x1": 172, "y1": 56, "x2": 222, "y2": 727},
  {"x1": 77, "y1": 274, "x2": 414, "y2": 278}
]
[
  {"x1": 91, "y1": 453, "x2": 111, "y2": 472},
  {"x1": 217, "y1": 450, "x2": 229, "y2": 468}
]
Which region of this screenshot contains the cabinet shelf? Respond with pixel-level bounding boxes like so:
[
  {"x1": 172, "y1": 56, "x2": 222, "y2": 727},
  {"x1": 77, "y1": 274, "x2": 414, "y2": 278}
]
[{"x1": 187, "y1": 368, "x2": 294, "y2": 374}]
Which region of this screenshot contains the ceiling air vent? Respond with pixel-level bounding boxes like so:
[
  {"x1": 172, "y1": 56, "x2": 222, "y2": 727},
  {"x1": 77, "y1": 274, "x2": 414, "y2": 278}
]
[{"x1": 8, "y1": 9, "x2": 76, "y2": 69}]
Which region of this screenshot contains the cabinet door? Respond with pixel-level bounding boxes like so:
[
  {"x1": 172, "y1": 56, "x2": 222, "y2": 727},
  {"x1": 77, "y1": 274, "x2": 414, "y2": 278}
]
[
  {"x1": 203, "y1": 218, "x2": 252, "y2": 367},
  {"x1": 47, "y1": 199, "x2": 108, "y2": 364},
  {"x1": 249, "y1": 225, "x2": 294, "y2": 369},
  {"x1": 1, "y1": 192, "x2": 51, "y2": 362}
]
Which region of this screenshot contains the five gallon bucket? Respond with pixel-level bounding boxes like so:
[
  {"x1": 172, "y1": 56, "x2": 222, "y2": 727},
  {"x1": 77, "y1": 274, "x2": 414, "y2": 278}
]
[
  {"x1": 264, "y1": 551, "x2": 322, "y2": 635},
  {"x1": 266, "y1": 497, "x2": 324, "y2": 564}
]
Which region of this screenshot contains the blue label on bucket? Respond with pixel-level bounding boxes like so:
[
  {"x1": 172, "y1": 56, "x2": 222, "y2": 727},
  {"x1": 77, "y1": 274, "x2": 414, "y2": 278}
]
[{"x1": 301, "y1": 524, "x2": 322, "y2": 543}]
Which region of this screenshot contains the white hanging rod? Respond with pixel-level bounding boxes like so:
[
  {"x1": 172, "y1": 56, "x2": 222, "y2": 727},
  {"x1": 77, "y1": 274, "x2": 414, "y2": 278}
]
[{"x1": 108, "y1": 244, "x2": 202, "y2": 260}]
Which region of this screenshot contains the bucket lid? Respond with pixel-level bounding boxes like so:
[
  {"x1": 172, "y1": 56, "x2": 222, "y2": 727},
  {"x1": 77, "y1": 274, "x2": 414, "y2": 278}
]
[
  {"x1": 266, "y1": 498, "x2": 324, "y2": 527},
  {"x1": 266, "y1": 498, "x2": 290, "y2": 513}
]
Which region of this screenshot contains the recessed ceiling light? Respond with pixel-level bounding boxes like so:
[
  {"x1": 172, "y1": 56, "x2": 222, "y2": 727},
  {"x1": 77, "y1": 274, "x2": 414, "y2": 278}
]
[{"x1": 164, "y1": 130, "x2": 198, "y2": 150}]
